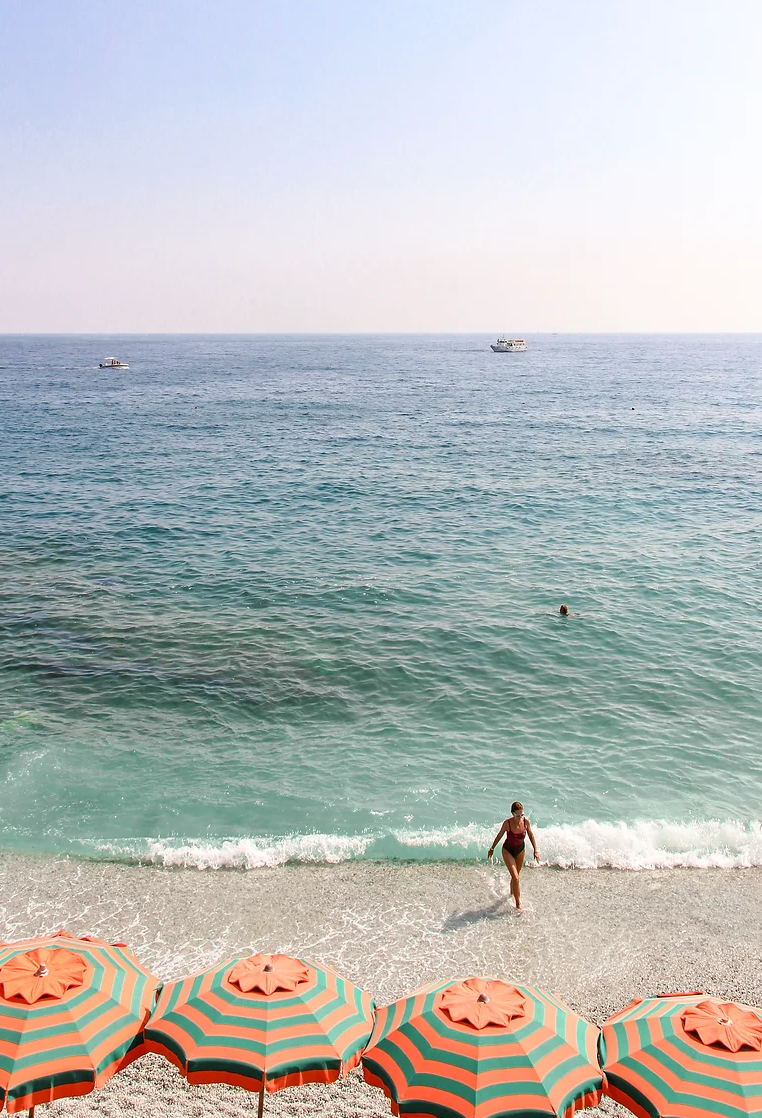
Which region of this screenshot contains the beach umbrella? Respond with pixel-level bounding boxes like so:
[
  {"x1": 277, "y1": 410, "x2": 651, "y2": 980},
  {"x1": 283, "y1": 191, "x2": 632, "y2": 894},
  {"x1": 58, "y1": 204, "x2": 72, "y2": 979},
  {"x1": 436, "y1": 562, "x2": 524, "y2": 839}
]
[
  {"x1": 145, "y1": 951, "x2": 374, "y2": 1116},
  {"x1": 0, "y1": 929, "x2": 158, "y2": 1115},
  {"x1": 601, "y1": 991, "x2": 762, "y2": 1118},
  {"x1": 362, "y1": 976, "x2": 603, "y2": 1118}
]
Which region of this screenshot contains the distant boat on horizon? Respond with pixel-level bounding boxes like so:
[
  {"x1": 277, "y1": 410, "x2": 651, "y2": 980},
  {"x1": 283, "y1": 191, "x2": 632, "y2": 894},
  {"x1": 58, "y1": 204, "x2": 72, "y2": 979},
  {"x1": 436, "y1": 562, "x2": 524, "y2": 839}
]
[
  {"x1": 99, "y1": 357, "x2": 129, "y2": 369},
  {"x1": 490, "y1": 337, "x2": 527, "y2": 352}
]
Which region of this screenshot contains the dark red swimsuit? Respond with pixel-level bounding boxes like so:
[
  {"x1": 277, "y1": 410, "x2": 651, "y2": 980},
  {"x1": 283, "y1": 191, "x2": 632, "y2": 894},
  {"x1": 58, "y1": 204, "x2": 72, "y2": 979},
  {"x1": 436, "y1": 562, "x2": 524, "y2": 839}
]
[{"x1": 503, "y1": 819, "x2": 526, "y2": 856}]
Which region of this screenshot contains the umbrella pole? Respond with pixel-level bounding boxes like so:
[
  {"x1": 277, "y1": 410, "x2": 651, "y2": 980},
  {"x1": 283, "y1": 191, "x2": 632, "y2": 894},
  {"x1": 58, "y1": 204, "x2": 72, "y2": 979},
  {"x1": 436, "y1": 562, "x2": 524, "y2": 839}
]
[{"x1": 257, "y1": 1081, "x2": 265, "y2": 1118}]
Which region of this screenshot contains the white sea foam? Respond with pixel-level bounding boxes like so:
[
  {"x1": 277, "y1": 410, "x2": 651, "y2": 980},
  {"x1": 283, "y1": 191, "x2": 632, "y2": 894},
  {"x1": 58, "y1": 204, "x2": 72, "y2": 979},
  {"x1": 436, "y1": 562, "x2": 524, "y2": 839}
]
[
  {"x1": 536, "y1": 819, "x2": 762, "y2": 869},
  {"x1": 92, "y1": 819, "x2": 762, "y2": 871},
  {"x1": 139, "y1": 832, "x2": 373, "y2": 870}
]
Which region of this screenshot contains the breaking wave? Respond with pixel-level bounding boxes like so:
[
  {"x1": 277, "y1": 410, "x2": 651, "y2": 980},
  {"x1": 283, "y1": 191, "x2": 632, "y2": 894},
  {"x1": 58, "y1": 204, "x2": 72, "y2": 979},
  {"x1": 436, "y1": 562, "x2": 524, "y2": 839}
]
[{"x1": 87, "y1": 819, "x2": 762, "y2": 871}]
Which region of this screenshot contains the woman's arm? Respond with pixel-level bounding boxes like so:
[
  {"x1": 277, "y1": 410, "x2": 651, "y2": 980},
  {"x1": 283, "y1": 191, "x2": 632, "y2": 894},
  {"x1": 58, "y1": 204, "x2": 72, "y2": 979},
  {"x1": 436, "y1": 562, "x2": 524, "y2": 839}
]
[
  {"x1": 525, "y1": 820, "x2": 540, "y2": 861},
  {"x1": 487, "y1": 821, "x2": 507, "y2": 859}
]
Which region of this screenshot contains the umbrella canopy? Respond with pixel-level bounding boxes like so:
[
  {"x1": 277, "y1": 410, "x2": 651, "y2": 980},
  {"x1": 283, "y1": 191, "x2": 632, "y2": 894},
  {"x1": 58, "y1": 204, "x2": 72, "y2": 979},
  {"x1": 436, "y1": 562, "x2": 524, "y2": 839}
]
[
  {"x1": 362, "y1": 976, "x2": 603, "y2": 1118},
  {"x1": 0, "y1": 929, "x2": 158, "y2": 1114},
  {"x1": 601, "y1": 992, "x2": 762, "y2": 1118},
  {"x1": 145, "y1": 951, "x2": 374, "y2": 1110}
]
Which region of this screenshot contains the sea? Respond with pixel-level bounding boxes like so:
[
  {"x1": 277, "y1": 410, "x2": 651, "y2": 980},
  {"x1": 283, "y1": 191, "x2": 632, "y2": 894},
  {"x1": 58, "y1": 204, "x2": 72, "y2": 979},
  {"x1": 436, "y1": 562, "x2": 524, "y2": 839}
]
[{"x1": 1, "y1": 334, "x2": 760, "y2": 872}]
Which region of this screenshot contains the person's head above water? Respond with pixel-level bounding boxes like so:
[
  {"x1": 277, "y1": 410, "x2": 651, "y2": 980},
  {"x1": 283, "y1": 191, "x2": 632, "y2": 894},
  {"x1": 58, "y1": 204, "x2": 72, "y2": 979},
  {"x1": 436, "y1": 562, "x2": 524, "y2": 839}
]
[
  {"x1": 559, "y1": 604, "x2": 568, "y2": 615},
  {"x1": 511, "y1": 801, "x2": 524, "y2": 816}
]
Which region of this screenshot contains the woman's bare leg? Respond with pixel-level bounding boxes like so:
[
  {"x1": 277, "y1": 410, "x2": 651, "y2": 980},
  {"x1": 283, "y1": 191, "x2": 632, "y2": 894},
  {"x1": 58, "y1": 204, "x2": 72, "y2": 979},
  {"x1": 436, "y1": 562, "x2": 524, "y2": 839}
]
[
  {"x1": 501, "y1": 848, "x2": 521, "y2": 907},
  {"x1": 513, "y1": 848, "x2": 526, "y2": 908}
]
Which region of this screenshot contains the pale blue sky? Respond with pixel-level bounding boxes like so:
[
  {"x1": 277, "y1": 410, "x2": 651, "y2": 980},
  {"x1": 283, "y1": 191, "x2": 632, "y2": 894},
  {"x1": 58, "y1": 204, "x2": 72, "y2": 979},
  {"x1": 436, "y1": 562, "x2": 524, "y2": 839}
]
[{"x1": 2, "y1": 1, "x2": 760, "y2": 331}]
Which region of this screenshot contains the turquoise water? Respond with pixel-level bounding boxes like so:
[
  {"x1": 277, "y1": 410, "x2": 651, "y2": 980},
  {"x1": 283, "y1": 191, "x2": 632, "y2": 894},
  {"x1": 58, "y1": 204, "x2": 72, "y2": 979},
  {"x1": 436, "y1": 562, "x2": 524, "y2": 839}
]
[{"x1": 1, "y1": 334, "x2": 760, "y2": 868}]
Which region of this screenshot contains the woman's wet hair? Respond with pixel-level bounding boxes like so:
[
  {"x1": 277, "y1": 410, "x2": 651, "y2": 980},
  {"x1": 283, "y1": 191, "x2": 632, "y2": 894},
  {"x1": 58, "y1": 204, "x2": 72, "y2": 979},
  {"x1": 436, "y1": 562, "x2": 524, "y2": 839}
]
[{"x1": 511, "y1": 801, "x2": 523, "y2": 813}]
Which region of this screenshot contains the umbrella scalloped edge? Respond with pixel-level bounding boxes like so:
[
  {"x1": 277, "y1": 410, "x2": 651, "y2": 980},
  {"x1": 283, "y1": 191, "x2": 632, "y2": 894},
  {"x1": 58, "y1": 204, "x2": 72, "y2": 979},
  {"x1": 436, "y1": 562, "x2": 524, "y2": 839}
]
[
  {"x1": 438, "y1": 978, "x2": 527, "y2": 1030},
  {"x1": 682, "y1": 1000, "x2": 762, "y2": 1052},
  {"x1": 227, "y1": 953, "x2": 311, "y2": 994}
]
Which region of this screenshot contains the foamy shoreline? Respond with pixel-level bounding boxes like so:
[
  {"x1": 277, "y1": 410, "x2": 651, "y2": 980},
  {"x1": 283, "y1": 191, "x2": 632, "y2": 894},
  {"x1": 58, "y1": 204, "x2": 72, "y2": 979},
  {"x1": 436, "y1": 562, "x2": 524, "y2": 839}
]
[
  {"x1": 2, "y1": 855, "x2": 762, "y2": 1116},
  {"x1": 40, "y1": 816, "x2": 762, "y2": 870}
]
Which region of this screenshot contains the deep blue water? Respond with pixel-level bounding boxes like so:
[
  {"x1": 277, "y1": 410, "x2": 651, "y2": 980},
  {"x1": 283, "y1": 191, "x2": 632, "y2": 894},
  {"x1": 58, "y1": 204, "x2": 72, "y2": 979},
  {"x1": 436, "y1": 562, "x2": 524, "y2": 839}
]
[{"x1": 1, "y1": 334, "x2": 760, "y2": 868}]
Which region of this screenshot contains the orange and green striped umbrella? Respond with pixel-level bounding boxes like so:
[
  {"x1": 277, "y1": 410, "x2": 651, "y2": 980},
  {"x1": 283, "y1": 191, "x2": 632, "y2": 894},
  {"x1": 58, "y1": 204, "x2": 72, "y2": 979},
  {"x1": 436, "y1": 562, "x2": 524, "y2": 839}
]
[
  {"x1": 145, "y1": 951, "x2": 374, "y2": 1115},
  {"x1": 362, "y1": 976, "x2": 603, "y2": 1118},
  {"x1": 601, "y1": 992, "x2": 762, "y2": 1118},
  {"x1": 0, "y1": 929, "x2": 158, "y2": 1115}
]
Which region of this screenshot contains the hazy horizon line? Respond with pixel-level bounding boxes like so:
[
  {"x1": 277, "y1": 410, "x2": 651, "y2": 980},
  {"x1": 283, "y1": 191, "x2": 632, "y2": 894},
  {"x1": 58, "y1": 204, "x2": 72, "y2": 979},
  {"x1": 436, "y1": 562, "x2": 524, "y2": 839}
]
[{"x1": 3, "y1": 331, "x2": 762, "y2": 338}]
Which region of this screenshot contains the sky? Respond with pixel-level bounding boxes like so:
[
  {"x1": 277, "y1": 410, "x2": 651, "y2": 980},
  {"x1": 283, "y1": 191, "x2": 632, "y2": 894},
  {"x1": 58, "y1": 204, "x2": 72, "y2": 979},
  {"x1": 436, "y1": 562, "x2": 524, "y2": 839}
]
[{"x1": 1, "y1": 1, "x2": 761, "y2": 332}]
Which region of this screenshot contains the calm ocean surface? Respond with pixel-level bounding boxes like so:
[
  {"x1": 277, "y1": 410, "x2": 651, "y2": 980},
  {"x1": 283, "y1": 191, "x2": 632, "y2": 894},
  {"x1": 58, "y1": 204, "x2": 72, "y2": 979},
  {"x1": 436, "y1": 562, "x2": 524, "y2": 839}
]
[{"x1": 1, "y1": 335, "x2": 760, "y2": 869}]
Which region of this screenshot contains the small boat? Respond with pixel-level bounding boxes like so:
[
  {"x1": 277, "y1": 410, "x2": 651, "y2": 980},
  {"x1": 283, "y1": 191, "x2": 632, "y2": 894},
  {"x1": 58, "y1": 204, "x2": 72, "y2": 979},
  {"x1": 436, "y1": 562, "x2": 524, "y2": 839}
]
[
  {"x1": 490, "y1": 337, "x2": 527, "y2": 352},
  {"x1": 99, "y1": 357, "x2": 129, "y2": 369}
]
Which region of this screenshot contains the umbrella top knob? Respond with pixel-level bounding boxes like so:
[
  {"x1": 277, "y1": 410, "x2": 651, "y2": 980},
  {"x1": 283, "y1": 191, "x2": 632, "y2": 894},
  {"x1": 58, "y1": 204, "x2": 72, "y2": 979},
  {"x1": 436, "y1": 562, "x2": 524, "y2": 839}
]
[
  {"x1": 477, "y1": 993, "x2": 490, "y2": 1003},
  {"x1": 263, "y1": 964, "x2": 274, "y2": 972},
  {"x1": 34, "y1": 964, "x2": 49, "y2": 978}
]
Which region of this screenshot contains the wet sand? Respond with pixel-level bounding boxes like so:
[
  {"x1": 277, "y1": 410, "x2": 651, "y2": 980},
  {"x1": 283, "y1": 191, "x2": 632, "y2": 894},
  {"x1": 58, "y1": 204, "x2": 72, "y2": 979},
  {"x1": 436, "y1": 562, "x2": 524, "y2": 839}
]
[{"x1": 2, "y1": 856, "x2": 762, "y2": 1116}]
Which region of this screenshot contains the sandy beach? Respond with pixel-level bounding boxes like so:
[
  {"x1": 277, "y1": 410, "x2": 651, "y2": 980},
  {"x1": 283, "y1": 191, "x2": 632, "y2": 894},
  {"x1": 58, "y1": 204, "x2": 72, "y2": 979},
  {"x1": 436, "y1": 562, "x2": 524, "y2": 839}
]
[{"x1": 3, "y1": 855, "x2": 762, "y2": 1115}]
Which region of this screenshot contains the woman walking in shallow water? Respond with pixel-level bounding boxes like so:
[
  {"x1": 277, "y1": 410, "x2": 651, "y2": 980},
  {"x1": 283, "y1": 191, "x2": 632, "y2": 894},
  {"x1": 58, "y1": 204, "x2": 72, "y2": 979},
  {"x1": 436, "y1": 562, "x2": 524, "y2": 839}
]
[{"x1": 488, "y1": 801, "x2": 539, "y2": 911}]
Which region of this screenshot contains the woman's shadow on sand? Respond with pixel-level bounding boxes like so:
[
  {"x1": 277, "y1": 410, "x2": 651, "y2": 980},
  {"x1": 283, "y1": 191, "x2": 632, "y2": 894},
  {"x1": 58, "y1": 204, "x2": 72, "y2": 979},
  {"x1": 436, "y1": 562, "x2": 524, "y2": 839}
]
[{"x1": 440, "y1": 895, "x2": 514, "y2": 932}]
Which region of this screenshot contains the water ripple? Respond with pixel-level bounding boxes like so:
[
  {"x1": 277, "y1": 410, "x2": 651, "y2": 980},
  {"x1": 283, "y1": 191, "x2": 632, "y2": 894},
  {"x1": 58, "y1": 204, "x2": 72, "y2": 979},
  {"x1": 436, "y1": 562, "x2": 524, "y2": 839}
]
[{"x1": 0, "y1": 334, "x2": 760, "y2": 859}]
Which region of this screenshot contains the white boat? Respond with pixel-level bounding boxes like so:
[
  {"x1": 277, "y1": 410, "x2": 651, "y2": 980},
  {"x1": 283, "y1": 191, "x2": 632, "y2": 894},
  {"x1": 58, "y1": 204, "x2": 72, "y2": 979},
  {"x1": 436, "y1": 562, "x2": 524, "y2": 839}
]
[
  {"x1": 99, "y1": 357, "x2": 129, "y2": 369},
  {"x1": 490, "y1": 337, "x2": 527, "y2": 352}
]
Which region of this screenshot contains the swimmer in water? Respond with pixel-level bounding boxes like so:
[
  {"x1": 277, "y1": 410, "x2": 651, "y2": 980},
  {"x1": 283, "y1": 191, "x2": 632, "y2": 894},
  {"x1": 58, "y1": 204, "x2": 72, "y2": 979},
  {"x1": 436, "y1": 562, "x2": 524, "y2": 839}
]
[
  {"x1": 487, "y1": 801, "x2": 540, "y2": 911},
  {"x1": 559, "y1": 604, "x2": 569, "y2": 615}
]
